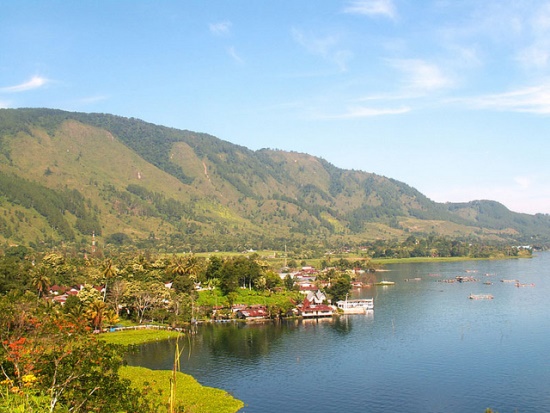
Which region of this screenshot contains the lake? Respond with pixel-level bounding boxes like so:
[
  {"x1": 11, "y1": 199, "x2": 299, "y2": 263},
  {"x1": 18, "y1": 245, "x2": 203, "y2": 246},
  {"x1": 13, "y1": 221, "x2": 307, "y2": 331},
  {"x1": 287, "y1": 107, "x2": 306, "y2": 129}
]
[{"x1": 127, "y1": 251, "x2": 550, "y2": 413}]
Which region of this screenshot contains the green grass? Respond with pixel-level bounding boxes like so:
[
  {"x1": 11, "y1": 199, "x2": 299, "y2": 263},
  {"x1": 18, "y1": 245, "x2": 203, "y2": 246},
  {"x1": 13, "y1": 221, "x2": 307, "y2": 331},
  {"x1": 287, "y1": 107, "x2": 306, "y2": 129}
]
[
  {"x1": 99, "y1": 329, "x2": 181, "y2": 346},
  {"x1": 119, "y1": 366, "x2": 244, "y2": 413},
  {"x1": 370, "y1": 256, "x2": 477, "y2": 265},
  {"x1": 370, "y1": 253, "x2": 532, "y2": 265},
  {"x1": 196, "y1": 288, "x2": 300, "y2": 308}
]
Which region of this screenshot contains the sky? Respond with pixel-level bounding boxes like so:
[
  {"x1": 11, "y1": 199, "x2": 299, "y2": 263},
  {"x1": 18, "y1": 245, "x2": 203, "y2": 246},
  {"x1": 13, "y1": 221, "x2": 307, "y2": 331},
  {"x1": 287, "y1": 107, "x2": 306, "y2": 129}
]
[{"x1": 1, "y1": 0, "x2": 549, "y2": 215}]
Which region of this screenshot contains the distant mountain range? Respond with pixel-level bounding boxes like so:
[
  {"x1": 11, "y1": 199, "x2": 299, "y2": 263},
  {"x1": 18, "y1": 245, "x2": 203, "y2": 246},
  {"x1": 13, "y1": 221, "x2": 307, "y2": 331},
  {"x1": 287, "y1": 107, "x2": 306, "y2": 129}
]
[{"x1": 0, "y1": 108, "x2": 548, "y2": 251}]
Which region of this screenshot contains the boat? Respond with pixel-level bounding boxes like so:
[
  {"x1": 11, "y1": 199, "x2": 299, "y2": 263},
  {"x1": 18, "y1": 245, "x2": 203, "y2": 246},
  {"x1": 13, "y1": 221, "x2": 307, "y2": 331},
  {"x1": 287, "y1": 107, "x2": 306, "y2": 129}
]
[
  {"x1": 376, "y1": 280, "x2": 395, "y2": 286},
  {"x1": 336, "y1": 298, "x2": 374, "y2": 314},
  {"x1": 469, "y1": 294, "x2": 494, "y2": 300},
  {"x1": 515, "y1": 282, "x2": 535, "y2": 287},
  {"x1": 456, "y1": 275, "x2": 476, "y2": 283}
]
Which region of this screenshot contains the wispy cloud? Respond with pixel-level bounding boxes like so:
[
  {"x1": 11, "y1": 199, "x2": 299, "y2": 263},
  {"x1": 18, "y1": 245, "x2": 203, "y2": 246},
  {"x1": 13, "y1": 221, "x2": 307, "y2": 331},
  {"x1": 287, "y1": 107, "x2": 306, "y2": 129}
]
[
  {"x1": 458, "y1": 83, "x2": 550, "y2": 114},
  {"x1": 0, "y1": 76, "x2": 49, "y2": 93},
  {"x1": 518, "y1": 45, "x2": 550, "y2": 69},
  {"x1": 355, "y1": 91, "x2": 416, "y2": 102},
  {"x1": 0, "y1": 100, "x2": 10, "y2": 109},
  {"x1": 76, "y1": 95, "x2": 109, "y2": 105},
  {"x1": 343, "y1": 0, "x2": 396, "y2": 20},
  {"x1": 389, "y1": 59, "x2": 454, "y2": 92},
  {"x1": 515, "y1": 3, "x2": 550, "y2": 69},
  {"x1": 514, "y1": 175, "x2": 533, "y2": 189},
  {"x1": 292, "y1": 28, "x2": 352, "y2": 71},
  {"x1": 227, "y1": 46, "x2": 244, "y2": 65},
  {"x1": 209, "y1": 21, "x2": 232, "y2": 36},
  {"x1": 319, "y1": 105, "x2": 410, "y2": 119}
]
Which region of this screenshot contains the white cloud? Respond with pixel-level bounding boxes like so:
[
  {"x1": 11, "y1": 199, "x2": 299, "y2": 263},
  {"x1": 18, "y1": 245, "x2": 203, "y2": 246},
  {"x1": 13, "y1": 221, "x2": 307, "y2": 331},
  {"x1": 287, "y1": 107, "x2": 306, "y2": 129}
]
[
  {"x1": 389, "y1": 59, "x2": 454, "y2": 92},
  {"x1": 227, "y1": 46, "x2": 244, "y2": 64},
  {"x1": 355, "y1": 91, "x2": 417, "y2": 102},
  {"x1": 343, "y1": 0, "x2": 396, "y2": 19},
  {"x1": 320, "y1": 105, "x2": 410, "y2": 119},
  {"x1": 0, "y1": 76, "x2": 49, "y2": 93},
  {"x1": 459, "y1": 83, "x2": 550, "y2": 114},
  {"x1": 292, "y1": 28, "x2": 337, "y2": 57},
  {"x1": 515, "y1": 3, "x2": 550, "y2": 69},
  {"x1": 517, "y1": 45, "x2": 550, "y2": 68},
  {"x1": 0, "y1": 100, "x2": 10, "y2": 108},
  {"x1": 209, "y1": 21, "x2": 232, "y2": 36},
  {"x1": 292, "y1": 28, "x2": 353, "y2": 71},
  {"x1": 76, "y1": 95, "x2": 109, "y2": 105},
  {"x1": 513, "y1": 175, "x2": 533, "y2": 189}
]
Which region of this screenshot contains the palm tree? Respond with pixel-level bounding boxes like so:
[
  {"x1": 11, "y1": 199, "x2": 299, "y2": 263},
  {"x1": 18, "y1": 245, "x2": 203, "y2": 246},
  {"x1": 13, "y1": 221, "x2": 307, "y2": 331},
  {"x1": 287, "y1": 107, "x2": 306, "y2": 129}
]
[
  {"x1": 102, "y1": 259, "x2": 118, "y2": 301},
  {"x1": 86, "y1": 299, "x2": 108, "y2": 331},
  {"x1": 168, "y1": 255, "x2": 187, "y2": 278},
  {"x1": 30, "y1": 266, "x2": 51, "y2": 299},
  {"x1": 184, "y1": 255, "x2": 202, "y2": 283}
]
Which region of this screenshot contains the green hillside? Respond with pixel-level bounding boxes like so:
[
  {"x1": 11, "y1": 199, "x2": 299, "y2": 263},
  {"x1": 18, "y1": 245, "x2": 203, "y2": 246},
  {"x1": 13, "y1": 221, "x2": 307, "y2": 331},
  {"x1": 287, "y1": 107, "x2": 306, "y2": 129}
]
[{"x1": 0, "y1": 108, "x2": 548, "y2": 251}]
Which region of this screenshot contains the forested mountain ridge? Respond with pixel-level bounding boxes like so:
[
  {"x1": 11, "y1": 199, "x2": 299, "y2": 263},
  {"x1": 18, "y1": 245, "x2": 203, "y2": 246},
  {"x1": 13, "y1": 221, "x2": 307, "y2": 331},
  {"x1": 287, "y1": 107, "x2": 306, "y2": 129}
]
[{"x1": 0, "y1": 108, "x2": 548, "y2": 251}]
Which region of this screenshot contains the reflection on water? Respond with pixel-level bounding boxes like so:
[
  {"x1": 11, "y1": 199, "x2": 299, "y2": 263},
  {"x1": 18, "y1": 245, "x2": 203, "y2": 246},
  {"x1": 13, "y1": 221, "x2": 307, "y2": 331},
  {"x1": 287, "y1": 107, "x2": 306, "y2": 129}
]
[{"x1": 127, "y1": 252, "x2": 550, "y2": 413}]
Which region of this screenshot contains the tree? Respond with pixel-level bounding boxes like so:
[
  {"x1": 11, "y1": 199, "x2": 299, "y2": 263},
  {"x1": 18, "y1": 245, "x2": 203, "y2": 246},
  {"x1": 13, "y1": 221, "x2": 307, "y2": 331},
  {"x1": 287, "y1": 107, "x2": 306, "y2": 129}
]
[
  {"x1": 30, "y1": 266, "x2": 51, "y2": 299},
  {"x1": 205, "y1": 255, "x2": 223, "y2": 280},
  {"x1": 172, "y1": 274, "x2": 195, "y2": 295},
  {"x1": 168, "y1": 255, "x2": 187, "y2": 278},
  {"x1": 167, "y1": 291, "x2": 193, "y2": 326},
  {"x1": 264, "y1": 270, "x2": 282, "y2": 291},
  {"x1": 77, "y1": 284, "x2": 102, "y2": 307},
  {"x1": 107, "y1": 278, "x2": 127, "y2": 316},
  {"x1": 284, "y1": 274, "x2": 295, "y2": 291},
  {"x1": 218, "y1": 258, "x2": 240, "y2": 295},
  {"x1": 86, "y1": 299, "x2": 108, "y2": 331},
  {"x1": 124, "y1": 281, "x2": 170, "y2": 324},
  {"x1": 0, "y1": 294, "x2": 147, "y2": 412},
  {"x1": 168, "y1": 254, "x2": 204, "y2": 285},
  {"x1": 326, "y1": 276, "x2": 351, "y2": 303},
  {"x1": 63, "y1": 294, "x2": 85, "y2": 321},
  {"x1": 101, "y1": 258, "x2": 118, "y2": 302}
]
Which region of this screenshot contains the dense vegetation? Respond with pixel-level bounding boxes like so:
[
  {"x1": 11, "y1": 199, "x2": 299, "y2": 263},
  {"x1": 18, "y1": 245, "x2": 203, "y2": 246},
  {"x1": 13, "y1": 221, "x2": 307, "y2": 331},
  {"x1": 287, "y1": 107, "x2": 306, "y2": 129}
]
[
  {"x1": 0, "y1": 294, "x2": 153, "y2": 412},
  {"x1": 0, "y1": 293, "x2": 243, "y2": 412}
]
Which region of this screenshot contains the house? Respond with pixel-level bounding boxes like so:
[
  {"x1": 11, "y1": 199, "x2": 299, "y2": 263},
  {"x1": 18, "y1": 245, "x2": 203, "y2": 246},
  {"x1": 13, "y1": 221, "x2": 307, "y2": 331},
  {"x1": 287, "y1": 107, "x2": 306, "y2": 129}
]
[
  {"x1": 351, "y1": 281, "x2": 364, "y2": 289},
  {"x1": 49, "y1": 285, "x2": 69, "y2": 295},
  {"x1": 297, "y1": 290, "x2": 334, "y2": 318},
  {"x1": 298, "y1": 284, "x2": 318, "y2": 294},
  {"x1": 235, "y1": 305, "x2": 269, "y2": 320},
  {"x1": 305, "y1": 290, "x2": 327, "y2": 304},
  {"x1": 52, "y1": 294, "x2": 69, "y2": 305},
  {"x1": 299, "y1": 304, "x2": 334, "y2": 318},
  {"x1": 231, "y1": 304, "x2": 248, "y2": 313}
]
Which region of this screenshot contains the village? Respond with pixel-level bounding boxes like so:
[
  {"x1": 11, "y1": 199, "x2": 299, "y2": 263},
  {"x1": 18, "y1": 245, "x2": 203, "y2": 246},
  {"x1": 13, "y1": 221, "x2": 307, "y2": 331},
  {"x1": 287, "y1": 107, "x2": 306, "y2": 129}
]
[{"x1": 42, "y1": 263, "x2": 377, "y2": 329}]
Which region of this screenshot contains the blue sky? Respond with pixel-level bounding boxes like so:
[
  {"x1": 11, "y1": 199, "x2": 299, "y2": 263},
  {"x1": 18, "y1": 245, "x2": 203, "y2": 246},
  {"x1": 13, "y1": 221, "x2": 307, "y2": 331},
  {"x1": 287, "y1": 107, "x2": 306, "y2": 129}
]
[{"x1": 1, "y1": 1, "x2": 549, "y2": 214}]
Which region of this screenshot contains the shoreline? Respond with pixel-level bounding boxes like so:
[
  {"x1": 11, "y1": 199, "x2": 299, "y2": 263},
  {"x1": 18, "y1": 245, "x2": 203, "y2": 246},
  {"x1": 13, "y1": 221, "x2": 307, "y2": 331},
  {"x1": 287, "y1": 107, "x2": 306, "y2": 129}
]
[{"x1": 370, "y1": 254, "x2": 532, "y2": 266}]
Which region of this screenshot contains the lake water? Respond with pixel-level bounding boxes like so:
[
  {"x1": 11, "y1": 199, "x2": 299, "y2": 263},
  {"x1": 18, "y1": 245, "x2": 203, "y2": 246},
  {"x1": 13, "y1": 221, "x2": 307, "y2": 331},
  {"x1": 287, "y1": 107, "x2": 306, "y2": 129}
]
[{"x1": 127, "y1": 252, "x2": 550, "y2": 413}]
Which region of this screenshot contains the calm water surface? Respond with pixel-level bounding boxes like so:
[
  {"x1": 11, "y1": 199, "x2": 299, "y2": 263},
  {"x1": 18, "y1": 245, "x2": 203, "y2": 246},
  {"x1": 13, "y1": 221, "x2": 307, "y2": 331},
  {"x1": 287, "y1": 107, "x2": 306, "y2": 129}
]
[{"x1": 127, "y1": 252, "x2": 550, "y2": 413}]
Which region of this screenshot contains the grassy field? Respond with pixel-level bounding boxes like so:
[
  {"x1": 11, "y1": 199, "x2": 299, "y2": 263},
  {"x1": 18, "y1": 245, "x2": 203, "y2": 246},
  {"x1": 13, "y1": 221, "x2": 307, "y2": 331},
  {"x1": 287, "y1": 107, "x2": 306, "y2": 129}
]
[
  {"x1": 100, "y1": 329, "x2": 244, "y2": 412},
  {"x1": 370, "y1": 256, "x2": 481, "y2": 265},
  {"x1": 99, "y1": 328, "x2": 181, "y2": 346},
  {"x1": 120, "y1": 366, "x2": 244, "y2": 413},
  {"x1": 194, "y1": 250, "x2": 531, "y2": 269}
]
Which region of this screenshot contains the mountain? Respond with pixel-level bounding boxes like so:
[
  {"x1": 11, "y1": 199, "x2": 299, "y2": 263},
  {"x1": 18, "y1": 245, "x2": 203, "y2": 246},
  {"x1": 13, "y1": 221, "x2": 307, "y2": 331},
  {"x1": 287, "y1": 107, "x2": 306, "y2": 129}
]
[{"x1": 0, "y1": 108, "x2": 548, "y2": 251}]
